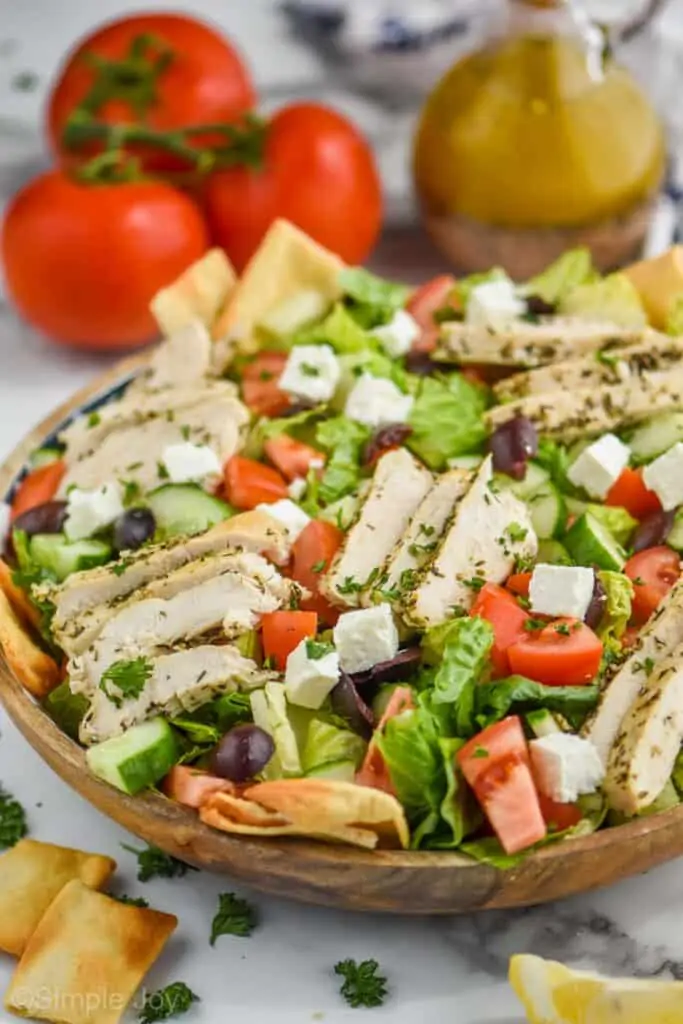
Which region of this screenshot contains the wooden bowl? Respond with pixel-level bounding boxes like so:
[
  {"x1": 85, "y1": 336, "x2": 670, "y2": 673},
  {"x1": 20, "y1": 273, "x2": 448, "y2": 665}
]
[{"x1": 2, "y1": 358, "x2": 683, "y2": 915}]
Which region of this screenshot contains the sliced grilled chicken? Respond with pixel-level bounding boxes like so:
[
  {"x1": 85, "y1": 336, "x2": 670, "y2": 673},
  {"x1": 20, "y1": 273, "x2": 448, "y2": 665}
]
[
  {"x1": 70, "y1": 563, "x2": 299, "y2": 694},
  {"x1": 403, "y1": 456, "x2": 537, "y2": 628},
  {"x1": 42, "y1": 511, "x2": 292, "y2": 645},
  {"x1": 435, "y1": 318, "x2": 647, "y2": 368},
  {"x1": 59, "y1": 391, "x2": 248, "y2": 495},
  {"x1": 582, "y1": 577, "x2": 683, "y2": 764},
  {"x1": 58, "y1": 548, "x2": 293, "y2": 658},
  {"x1": 375, "y1": 469, "x2": 473, "y2": 602},
  {"x1": 80, "y1": 644, "x2": 271, "y2": 745},
  {"x1": 321, "y1": 448, "x2": 433, "y2": 609},
  {"x1": 604, "y1": 641, "x2": 683, "y2": 814},
  {"x1": 493, "y1": 333, "x2": 682, "y2": 402},
  {"x1": 485, "y1": 368, "x2": 683, "y2": 442}
]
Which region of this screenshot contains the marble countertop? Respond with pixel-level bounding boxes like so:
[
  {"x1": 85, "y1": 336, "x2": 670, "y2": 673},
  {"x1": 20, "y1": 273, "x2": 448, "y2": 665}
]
[{"x1": 3, "y1": 3, "x2": 683, "y2": 1022}]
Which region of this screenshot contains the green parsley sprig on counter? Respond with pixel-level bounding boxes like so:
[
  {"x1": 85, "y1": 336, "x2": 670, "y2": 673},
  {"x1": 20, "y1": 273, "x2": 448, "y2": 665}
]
[
  {"x1": 210, "y1": 892, "x2": 258, "y2": 944},
  {"x1": 334, "y1": 959, "x2": 388, "y2": 1009},
  {"x1": 138, "y1": 981, "x2": 199, "y2": 1023},
  {"x1": 0, "y1": 786, "x2": 27, "y2": 849},
  {"x1": 122, "y1": 843, "x2": 197, "y2": 882}
]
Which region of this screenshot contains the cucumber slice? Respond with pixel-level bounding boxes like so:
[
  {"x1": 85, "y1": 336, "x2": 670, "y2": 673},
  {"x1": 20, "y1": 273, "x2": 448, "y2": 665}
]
[
  {"x1": 565, "y1": 497, "x2": 636, "y2": 546},
  {"x1": 564, "y1": 512, "x2": 626, "y2": 571},
  {"x1": 667, "y1": 509, "x2": 683, "y2": 552},
  {"x1": 526, "y1": 482, "x2": 566, "y2": 540},
  {"x1": 30, "y1": 446, "x2": 63, "y2": 469},
  {"x1": 496, "y1": 461, "x2": 550, "y2": 500},
  {"x1": 305, "y1": 759, "x2": 356, "y2": 782},
  {"x1": 536, "y1": 539, "x2": 573, "y2": 565},
  {"x1": 30, "y1": 534, "x2": 111, "y2": 582},
  {"x1": 147, "y1": 484, "x2": 233, "y2": 539},
  {"x1": 526, "y1": 709, "x2": 564, "y2": 738},
  {"x1": 628, "y1": 412, "x2": 683, "y2": 464},
  {"x1": 86, "y1": 717, "x2": 180, "y2": 795},
  {"x1": 258, "y1": 289, "x2": 330, "y2": 341}
]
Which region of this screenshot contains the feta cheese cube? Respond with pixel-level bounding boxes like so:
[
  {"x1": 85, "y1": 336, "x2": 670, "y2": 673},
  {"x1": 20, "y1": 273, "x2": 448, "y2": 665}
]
[
  {"x1": 466, "y1": 277, "x2": 526, "y2": 331},
  {"x1": 287, "y1": 477, "x2": 307, "y2": 501},
  {"x1": 64, "y1": 482, "x2": 125, "y2": 541},
  {"x1": 529, "y1": 564, "x2": 595, "y2": 620},
  {"x1": 333, "y1": 603, "x2": 399, "y2": 674},
  {"x1": 530, "y1": 733, "x2": 605, "y2": 803},
  {"x1": 370, "y1": 310, "x2": 420, "y2": 357},
  {"x1": 0, "y1": 502, "x2": 10, "y2": 552},
  {"x1": 256, "y1": 498, "x2": 310, "y2": 541},
  {"x1": 643, "y1": 442, "x2": 683, "y2": 511},
  {"x1": 344, "y1": 375, "x2": 413, "y2": 429},
  {"x1": 285, "y1": 638, "x2": 340, "y2": 710},
  {"x1": 278, "y1": 344, "x2": 340, "y2": 403},
  {"x1": 566, "y1": 434, "x2": 631, "y2": 499},
  {"x1": 162, "y1": 442, "x2": 222, "y2": 484}
]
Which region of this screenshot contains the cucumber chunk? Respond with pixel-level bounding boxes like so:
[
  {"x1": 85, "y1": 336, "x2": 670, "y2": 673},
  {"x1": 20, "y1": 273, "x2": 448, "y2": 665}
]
[
  {"x1": 564, "y1": 512, "x2": 626, "y2": 571},
  {"x1": 536, "y1": 539, "x2": 573, "y2": 566},
  {"x1": 30, "y1": 446, "x2": 63, "y2": 469},
  {"x1": 628, "y1": 412, "x2": 683, "y2": 464},
  {"x1": 526, "y1": 482, "x2": 566, "y2": 540},
  {"x1": 305, "y1": 759, "x2": 356, "y2": 782},
  {"x1": 496, "y1": 461, "x2": 550, "y2": 500},
  {"x1": 86, "y1": 717, "x2": 180, "y2": 795},
  {"x1": 667, "y1": 509, "x2": 683, "y2": 552},
  {"x1": 30, "y1": 534, "x2": 111, "y2": 582},
  {"x1": 147, "y1": 484, "x2": 233, "y2": 539}
]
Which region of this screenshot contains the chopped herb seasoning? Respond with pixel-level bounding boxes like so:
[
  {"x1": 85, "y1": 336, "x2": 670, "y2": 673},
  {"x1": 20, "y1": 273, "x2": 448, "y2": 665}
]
[
  {"x1": 338, "y1": 576, "x2": 362, "y2": 595},
  {"x1": 311, "y1": 559, "x2": 326, "y2": 574},
  {"x1": 87, "y1": 411, "x2": 101, "y2": 428},
  {"x1": 462, "y1": 576, "x2": 486, "y2": 592},
  {"x1": 100, "y1": 657, "x2": 153, "y2": 708},
  {"x1": 306, "y1": 639, "x2": 334, "y2": 661},
  {"x1": 507, "y1": 522, "x2": 528, "y2": 543},
  {"x1": 301, "y1": 363, "x2": 321, "y2": 377},
  {"x1": 472, "y1": 746, "x2": 489, "y2": 759},
  {"x1": 554, "y1": 623, "x2": 571, "y2": 636},
  {"x1": 180, "y1": 425, "x2": 191, "y2": 440},
  {"x1": 524, "y1": 618, "x2": 546, "y2": 632},
  {"x1": 157, "y1": 460, "x2": 170, "y2": 480}
]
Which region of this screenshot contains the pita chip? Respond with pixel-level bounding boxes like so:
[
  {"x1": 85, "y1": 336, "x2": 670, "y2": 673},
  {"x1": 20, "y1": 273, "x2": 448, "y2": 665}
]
[
  {"x1": 150, "y1": 247, "x2": 236, "y2": 336},
  {"x1": 0, "y1": 588, "x2": 60, "y2": 698},
  {"x1": 0, "y1": 559, "x2": 41, "y2": 630}
]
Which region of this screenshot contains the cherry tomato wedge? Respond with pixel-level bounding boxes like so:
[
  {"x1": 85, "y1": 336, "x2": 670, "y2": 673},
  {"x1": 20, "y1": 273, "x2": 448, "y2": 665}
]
[
  {"x1": 471, "y1": 584, "x2": 529, "y2": 678},
  {"x1": 507, "y1": 619, "x2": 603, "y2": 687},
  {"x1": 506, "y1": 572, "x2": 532, "y2": 598},
  {"x1": 536, "y1": 792, "x2": 583, "y2": 832},
  {"x1": 624, "y1": 546, "x2": 680, "y2": 624},
  {"x1": 457, "y1": 717, "x2": 546, "y2": 855},
  {"x1": 405, "y1": 274, "x2": 458, "y2": 352},
  {"x1": 356, "y1": 686, "x2": 414, "y2": 795},
  {"x1": 291, "y1": 520, "x2": 344, "y2": 626},
  {"x1": 241, "y1": 352, "x2": 290, "y2": 417},
  {"x1": 605, "y1": 467, "x2": 661, "y2": 520},
  {"x1": 223, "y1": 456, "x2": 288, "y2": 510},
  {"x1": 264, "y1": 435, "x2": 324, "y2": 482},
  {"x1": 260, "y1": 610, "x2": 318, "y2": 671},
  {"x1": 11, "y1": 461, "x2": 66, "y2": 520}
]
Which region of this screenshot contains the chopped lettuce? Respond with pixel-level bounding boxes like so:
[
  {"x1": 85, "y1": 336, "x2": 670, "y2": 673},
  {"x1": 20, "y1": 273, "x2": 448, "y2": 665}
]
[
  {"x1": 454, "y1": 268, "x2": 507, "y2": 310},
  {"x1": 474, "y1": 676, "x2": 600, "y2": 732},
  {"x1": 407, "y1": 374, "x2": 488, "y2": 471},
  {"x1": 243, "y1": 405, "x2": 324, "y2": 460},
  {"x1": 596, "y1": 571, "x2": 633, "y2": 642},
  {"x1": 44, "y1": 681, "x2": 88, "y2": 741},
  {"x1": 295, "y1": 302, "x2": 371, "y2": 354},
  {"x1": 421, "y1": 618, "x2": 468, "y2": 668},
  {"x1": 338, "y1": 349, "x2": 410, "y2": 397},
  {"x1": 339, "y1": 268, "x2": 411, "y2": 315},
  {"x1": 667, "y1": 294, "x2": 683, "y2": 336},
  {"x1": 560, "y1": 273, "x2": 648, "y2": 328},
  {"x1": 432, "y1": 617, "x2": 494, "y2": 736},
  {"x1": 302, "y1": 719, "x2": 366, "y2": 774},
  {"x1": 315, "y1": 416, "x2": 370, "y2": 506},
  {"x1": 526, "y1": 248, "x2": 597, "y2": 305},
  {"x1": 534, "y1": 439, "x2": 574, "y2": 492}
]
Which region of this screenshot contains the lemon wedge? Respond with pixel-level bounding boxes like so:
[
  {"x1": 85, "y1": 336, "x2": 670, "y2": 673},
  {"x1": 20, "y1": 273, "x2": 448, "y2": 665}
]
[{"x1": 509, "y1": 953, "x2": 683, "y2": 1023}]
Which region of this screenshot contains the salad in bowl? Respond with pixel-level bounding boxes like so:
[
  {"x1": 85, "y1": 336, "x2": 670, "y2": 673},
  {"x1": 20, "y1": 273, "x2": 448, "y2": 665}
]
[{"x1": 3, "y1": 221, "x2": 683, "y2": 866}]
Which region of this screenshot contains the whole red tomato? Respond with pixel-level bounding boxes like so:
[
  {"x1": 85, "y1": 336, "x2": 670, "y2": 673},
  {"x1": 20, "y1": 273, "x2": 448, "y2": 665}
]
[
  {"x1": 203, "y1": 103, "x2": 383, "y2": 270},
  {"x1": 47, "y1": 13, "x2": 255, "y2": 169},
  {"x1": 2, "y1": 170, "x2": 209, "y2": 349}
]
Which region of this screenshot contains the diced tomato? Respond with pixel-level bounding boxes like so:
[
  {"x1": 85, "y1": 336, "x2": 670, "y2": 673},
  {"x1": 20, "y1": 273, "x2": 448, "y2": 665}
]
[
  {"x1": 457, "y1": 717, "x2": 546, "y2": 855},
  {"x1": 624, "y1": 546, "x2": 681, "y2": 624},
  {"x1": 536, "y1": 791, "x2": 583, "y2": 833},
  {"x1": 11, "y1": 460, "x2": 65, "y2": 520},
  {"x1": 406, "y1": 274, "x2": 458, "y2": 352},
  {"x1": 261, "y1": 609, "x2": 318, "y2": 670},
  {"x1": 264, "y1": 435, "x2": 325, "y2": 482},
  {"x1": 223, "y1": 456, "x2": 289, "y2": 510},
  {"x1": 291, "y1": 519, "x2": 344, "y2": 626},
  {"x1": 356, "y1": 686, "x2": 415, "y2": 794},
  {"x1": 471, "y1": 584, "x2": 530, "y2": 677},
  {"x1": 507, "y1": 618, "x2": 603, "y2": 687},
  {"x1": 506, "y1": 572, "x2": 532, "y2": 598},
  {"x1": 241, "y1": 352, "x2": 290, "y2": 417},
  {"x1": 163, "y1": 766, "x2": 237, "y2": 809},
  {"x1": 621, "y1": 625, "x2": 640, "y2": 651},
  {"x1": 605, "y1": 467, "x2": 661, "y2": 520}
]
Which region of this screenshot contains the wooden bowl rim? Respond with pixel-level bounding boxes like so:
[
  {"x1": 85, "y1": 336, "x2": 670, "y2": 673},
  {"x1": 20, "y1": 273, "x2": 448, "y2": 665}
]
[{"x1": 1, "y1": 353, "x2": 682, "y2": 899}]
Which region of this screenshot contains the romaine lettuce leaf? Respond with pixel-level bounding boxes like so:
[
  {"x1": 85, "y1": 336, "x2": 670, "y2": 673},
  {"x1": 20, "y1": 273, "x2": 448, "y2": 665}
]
[
  {"x1": 474, "y1": 676, "x2": 600, "y2": 732},
  {"x1": 526, "y1": 248, "x2": 597, "y2": 305},
  {"x1": 561, "y1": 273, "x2": 647, "y2": 328},
  {"x1": 302, "y1": 719, "x2": 366, "y2": 773},
  {"x1": 315, "y1": 416, "x2": 370, "y2": 506},
  {"x1": 338, "y1": 350, "x2": 410, "y2": 395},
  {"x1": 432, "y1": 617, "x2": 494, "y2": 736},
  {"x1": 421, "y1": 617, "x2": 468, "y2": 667},
  {"x1": 407, "y1": 374, "x2": 488, "y2": 471},
  {"x1": 597, "y1": 571, "x2": 633, "y2": 642},
  {"x1": 295, "y1": 302, "x2": 371, "y2": 354},
  {"x1": 243, "y1": 405, "x2": 324, "y2": 459},
  {"x1": 376, "y1": 702, "x2": 444, "y2": 827},
  {"x1": 339, "y1": 268, "x2": 411, "y2": 313},
  {"x1": 43, "y1": 681, "x2": 88, "y2": 741}
]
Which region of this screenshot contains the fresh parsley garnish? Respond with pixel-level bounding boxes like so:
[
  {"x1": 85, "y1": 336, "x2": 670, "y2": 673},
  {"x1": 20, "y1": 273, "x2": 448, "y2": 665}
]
[
  {"x1": 311, "y1": 559, "x2": 326, "y2": 574},
  {"x1": 300, "y1": 362, "x2": 321, "y2": 377},
  {"x1": 138, "y1": 982, "x2": 199, "y2": 1023},
  {"x1": 338, "y1": 576, "x2": 362, "y2": 595},
  {"x1": 210, "y1": 892, "x2": 258, "y2": 944},
  {"x1": 462, "y1": 576, "x2": 486, "y2": 592},
  {"x1": 334, "y1": 959, "x2": 388, "y2": 1009},
  {"x1": 506, "y1": 522, "x2": 528, "y2": 543},
  {"x1": 112, "y1": 893, "x2": 149, "y2": 907},
  {"x1": 472, "y1": 746, "x2": 489, "y2": 759},
  {"x1": 122, "y1": 843, "x2": 196, "y2": 883},
  {"x1": 180, "y1": 424, "x2": 191, "y2": 440},
  {"x1": 0, "y1": 787, "x2": 27, "y2": 849},
  {"x1": 100, "y1": 657, "x2": 153, "y2": 708},
  {"x1": 120, "y1": 479, "x2": 142, "y2": 506},
  {"x1": 306, "y1": 639, "x2": 334, "y2": 661},
  {"x1": 554, "y1": 623, "x2": 571, "y2": 636},
  {"x1": 87, "y1": 410, "x2": 101, "y2": 428},
  {"x1": 524, "y1": 618, "x2": 546, "y2": 632},
  {"x1": 634, "y1": 657, "x2": 655, "y2": 675},
  {"x1": 157, "y1": 460, "x2": 170, "y2": 480}
]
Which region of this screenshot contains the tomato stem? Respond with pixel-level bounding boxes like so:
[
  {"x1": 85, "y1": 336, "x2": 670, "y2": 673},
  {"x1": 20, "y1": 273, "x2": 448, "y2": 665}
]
[
  {"x1": 76, "y1": 149, "x2": 145, "y2": 185},
  {"x1": 77, "y1": 33, "x2": 174, "y2": 120}
]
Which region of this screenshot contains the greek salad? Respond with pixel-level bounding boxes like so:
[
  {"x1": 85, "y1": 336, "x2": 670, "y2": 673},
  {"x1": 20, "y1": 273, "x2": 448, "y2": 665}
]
[{"x1": 5, "y1": 221, "x2": 683, "y2": 864}]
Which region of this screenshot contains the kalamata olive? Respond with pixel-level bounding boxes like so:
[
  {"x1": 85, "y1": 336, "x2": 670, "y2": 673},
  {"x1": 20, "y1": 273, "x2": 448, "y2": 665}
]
[
  {"x1": 330, "y1": 672, "x2": 374, "y2": 739},
  {"x1": 210, "y1": 724, "x2": 275, "y2": 782},
  {"x1": 489, "y1": 416, "x2": 539, "y2": 480},
  {"x1": 584, "y1": 572, "x2": 608, "y2": 631},
  {"x1": 525, "y1": 294, "x2": 557, "y2": 317},
  {"x1": 281, "y1": 400, "x2": 317, "y2": 417},
  {"x1": 13, "y1": 500, "x2": 68, "y2": 537},
  {"x1": 113, "y1": 507, "x2": 156, "y2": 552},
  {"x1": 404, "y1": 352, "x2": 454, "y2": 377},
  {"x1": 363, "y1": 424, "x2": 413, "y2": 466},
  {"x1": 351, "y1": 646, "x2": 422, "y2": 687},
  {"x1": 632, "y1": 510, "x2": 675, "y2": 554}
]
